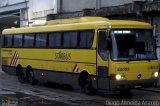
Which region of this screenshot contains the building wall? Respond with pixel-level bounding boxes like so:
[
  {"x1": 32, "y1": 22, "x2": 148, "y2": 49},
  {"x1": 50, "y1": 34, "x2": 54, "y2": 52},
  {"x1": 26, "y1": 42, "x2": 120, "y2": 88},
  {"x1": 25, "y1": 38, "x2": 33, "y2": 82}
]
[
  {"x1": 100, "y1": 0, "x2": 145, "y2": 7},
  {"x1": 0, "y1": 0, "x2": 58, "y2": 28},
  {"x1": 0, "y1": 0, "x2": 25, "y2": 7},
  {"x1": 153, "y1": 16, "x2": 160, "y2": 62},
  {"x1": 61, "y1": 0, "x2": 96, "y2": 12},
  {"x1": 60, "y1": 0, "x2": 146, "y2": 12},
  {"x1": 153, "y1": 16, "x2": 160, "y2": 47},
  {"x1": 21, "y1": 0, "x2": 58, "y2": 27},
  {"x1": 0, "y1": 0, "x2": 27, "y2": 30}
]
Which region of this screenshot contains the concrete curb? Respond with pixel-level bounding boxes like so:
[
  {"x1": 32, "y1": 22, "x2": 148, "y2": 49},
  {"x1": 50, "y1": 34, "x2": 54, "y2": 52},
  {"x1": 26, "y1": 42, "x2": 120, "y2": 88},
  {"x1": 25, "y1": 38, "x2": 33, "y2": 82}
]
[
  {"x1": 135, "y1": 79, "x2": 160, "y2": 93},
  {"x1": 136, "y1": 87, "x2": 160, "y2": 93}
]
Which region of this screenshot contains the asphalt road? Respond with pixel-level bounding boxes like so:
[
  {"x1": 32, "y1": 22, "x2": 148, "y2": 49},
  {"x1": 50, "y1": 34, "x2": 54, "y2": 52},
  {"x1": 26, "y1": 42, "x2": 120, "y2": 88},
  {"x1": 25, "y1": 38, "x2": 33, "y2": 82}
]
[{"x1": 0, "y1": 72, "x2": 160, "y2": 106}]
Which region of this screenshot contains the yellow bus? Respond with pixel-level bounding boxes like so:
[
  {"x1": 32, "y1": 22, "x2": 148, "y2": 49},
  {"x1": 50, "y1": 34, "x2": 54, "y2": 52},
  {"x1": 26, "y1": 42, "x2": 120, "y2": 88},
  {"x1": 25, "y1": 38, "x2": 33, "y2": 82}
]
[{"x1": 1, "y1": 17, "x2": 159, "y2": 94}]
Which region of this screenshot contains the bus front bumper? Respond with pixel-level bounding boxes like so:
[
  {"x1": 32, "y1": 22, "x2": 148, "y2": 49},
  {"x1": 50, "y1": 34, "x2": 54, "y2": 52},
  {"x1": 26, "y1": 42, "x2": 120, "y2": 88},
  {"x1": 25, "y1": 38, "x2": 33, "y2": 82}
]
[{"x1": 110, "y1": 78, "x2": 159, "y2": 91}]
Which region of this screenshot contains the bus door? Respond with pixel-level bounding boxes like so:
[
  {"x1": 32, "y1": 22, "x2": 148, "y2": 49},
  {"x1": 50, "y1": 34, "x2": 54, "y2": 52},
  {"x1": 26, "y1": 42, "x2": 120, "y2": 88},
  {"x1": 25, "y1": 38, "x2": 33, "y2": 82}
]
[{"x1": 97, "y1": 30, "x2": 110, "y2": 90}]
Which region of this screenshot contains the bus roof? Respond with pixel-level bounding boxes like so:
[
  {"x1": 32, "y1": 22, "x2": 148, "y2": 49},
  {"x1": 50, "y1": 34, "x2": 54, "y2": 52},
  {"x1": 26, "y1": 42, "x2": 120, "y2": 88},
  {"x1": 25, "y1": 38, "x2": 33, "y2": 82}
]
[{"x1": 2, "y1": 17, "x2": 152, "y2": 35}]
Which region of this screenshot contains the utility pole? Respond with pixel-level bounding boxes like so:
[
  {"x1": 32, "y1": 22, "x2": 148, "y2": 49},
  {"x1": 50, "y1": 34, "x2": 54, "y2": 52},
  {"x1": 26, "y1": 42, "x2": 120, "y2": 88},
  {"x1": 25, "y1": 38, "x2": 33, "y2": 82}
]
[
  {"x1": 96, "y1": 0, "x2": 98, "y2": 9},
  {"x1": 25, "y1": 0, "x2": 29, "y2": 27},
  {"x1": 96, "y1": 0, "x2": 101, "y2": 9}
]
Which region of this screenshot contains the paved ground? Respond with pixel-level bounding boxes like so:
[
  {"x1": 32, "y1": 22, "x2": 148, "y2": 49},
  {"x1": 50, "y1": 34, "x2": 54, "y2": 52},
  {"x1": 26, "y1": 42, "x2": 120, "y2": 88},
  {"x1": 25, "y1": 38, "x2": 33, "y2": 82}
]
[{"x1": 0, "y1": 72, "x2": 160, "y2": 106}]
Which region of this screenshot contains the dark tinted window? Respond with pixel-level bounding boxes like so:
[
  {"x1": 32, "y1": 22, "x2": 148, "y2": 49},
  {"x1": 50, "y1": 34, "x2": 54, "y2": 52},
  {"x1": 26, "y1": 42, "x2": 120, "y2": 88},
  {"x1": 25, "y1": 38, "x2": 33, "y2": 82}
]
[
  {"x1": 98, "y1": 31, "x2": 108, "y2": 60},
  {"x1": 63, "y1": 32, "x2": 70, "y2": 48},
  {"x1": 63, "y1": 32, "x2": 78, "y2": 48},
  {"x1": 70, "y1": 32, "x2": 78, "y2": 47},
  {"x1": 35, "y1": 33, "x2": 47, "y2": 47},
  {"x1": 80, "y1": 30, "x2": 94, "y2": 48},
  {"x1": 98, "y1": 31, "x2": 108, "y2": 51},
  {"x1": 24, "y1": 34, "x2": 34, "y2": 47},
  {"x1": 13, "y1": 34, "x2": 23, "y2": 47},
  {"x1": 49, "y1": 32, "x2": 61, "y2": 47},
  {"x1": 3, "y1": 35, "x2": 12, "y2": 47}
]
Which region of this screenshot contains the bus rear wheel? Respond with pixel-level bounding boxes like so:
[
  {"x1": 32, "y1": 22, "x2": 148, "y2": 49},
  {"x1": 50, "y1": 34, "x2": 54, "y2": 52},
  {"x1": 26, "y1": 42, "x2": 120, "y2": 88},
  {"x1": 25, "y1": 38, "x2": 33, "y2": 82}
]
[
  {"x1": 26, "y1": 66, "x2": 38, "y2": 85},
  {"x1": 16, "y1": 65, "x2": 25, "y2": 83}
]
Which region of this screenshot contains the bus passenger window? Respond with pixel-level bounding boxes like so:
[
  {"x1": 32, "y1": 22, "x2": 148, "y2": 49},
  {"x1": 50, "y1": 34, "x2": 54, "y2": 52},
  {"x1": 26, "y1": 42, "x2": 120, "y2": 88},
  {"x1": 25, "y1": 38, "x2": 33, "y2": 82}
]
[
  {"x1": 98, "y1": 31, "x2": 108, "y2": 61},
  {"x1": 24, "y1": 34, "x2": 34, "y2": 47},
  {"x1": 49, "y1": 33, "x2": 55, "y2": 47},
  {"x1": 63, "y1": 32, "x2": 70, "y2": 48},
  {"x1": 49, "y1": 32, "x2": 61, "y2": 48},
  {"x1": 35, "y1": 33, "x2": 47, "y2": 48},
  {"x1": 13, "y1": 34, "x2": 23, "y2": 47},
  {"x1": 3, "y1": 35, "x2": 12, "y2": 47},
  {"x1": 70, "y1": 32, "x2": 78, "y2": 48},
  {"x1": 63, "y1": 31, "x2": 78, "y2": 48},
  {"x1": 80, "y1": 30, "x2": 94, "y2": 48},
  {"x1": 49, "y1": 32, "x2": 62, "y2": 48}
]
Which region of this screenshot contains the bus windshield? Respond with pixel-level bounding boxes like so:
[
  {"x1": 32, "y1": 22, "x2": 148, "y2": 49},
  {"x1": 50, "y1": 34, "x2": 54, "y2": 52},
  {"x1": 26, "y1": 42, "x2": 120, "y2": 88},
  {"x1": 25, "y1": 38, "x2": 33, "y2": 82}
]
[{"x1": 110, "y1": 29, "x2": 157, "y2": 61}]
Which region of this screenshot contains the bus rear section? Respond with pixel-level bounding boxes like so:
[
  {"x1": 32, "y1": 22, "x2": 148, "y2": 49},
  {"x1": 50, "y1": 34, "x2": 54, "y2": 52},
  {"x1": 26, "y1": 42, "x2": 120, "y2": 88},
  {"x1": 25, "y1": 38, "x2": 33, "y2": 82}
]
[{"x1": 108, "y1": 29, "x2": 159, "y2": 91}]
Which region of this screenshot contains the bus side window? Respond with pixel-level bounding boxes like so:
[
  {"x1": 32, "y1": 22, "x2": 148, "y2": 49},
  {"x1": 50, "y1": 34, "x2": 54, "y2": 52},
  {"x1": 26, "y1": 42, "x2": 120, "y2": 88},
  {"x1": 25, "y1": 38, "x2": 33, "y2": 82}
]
[
  {"x1": 49, "y1": 33, "x2": 56, "y2": 47},
  {"x1": 49, "y1": 32, "x2": 62, "y2": 48},
  {"x1": 2, "y1": 35, "x2": 5, "y2": 47},
  {"x1": 79, "y1": 30, "x2": 94, "y2": 48},
  {"x1": 3, "y1": 35, "x2": 12, "y2": 47},
  {"x1": 70, "y1": 31, "x2": 78, "y2": 48},
  {"x1": 35, "y1": 33, "x2": 47, "y2": 48},
  {"x1": 63, "y1": 31, "x2": 78, "y2": 48},
  {"x1": 13, "y1": 34, "x2": 23, "y2": 48},
  {"x1": 24, "y1": 34, "x2": 34, "y2": 47},
  {"x1": 98, "y1": 31, "x2": 108, "y2": 61},
  {"x1": 1, "y1": 35, "x2": 4, "y2": 47},
  {"x1": 63, "y1": 32, "x2": 70, "y2": 48}
]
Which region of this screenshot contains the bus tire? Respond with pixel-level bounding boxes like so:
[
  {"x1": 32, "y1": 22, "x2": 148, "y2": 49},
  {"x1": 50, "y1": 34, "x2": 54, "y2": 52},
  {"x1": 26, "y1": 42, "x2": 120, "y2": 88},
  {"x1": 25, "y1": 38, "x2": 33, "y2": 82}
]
[
  {"x1": 16, "y1": 65, "x2": 25, "y2": 83},
  {"x1": 79, "y1": 72, "x2": 95, "y2": 95},
  {"x1": 27, "y1": 66, "x2": 38, "y2": 85}
]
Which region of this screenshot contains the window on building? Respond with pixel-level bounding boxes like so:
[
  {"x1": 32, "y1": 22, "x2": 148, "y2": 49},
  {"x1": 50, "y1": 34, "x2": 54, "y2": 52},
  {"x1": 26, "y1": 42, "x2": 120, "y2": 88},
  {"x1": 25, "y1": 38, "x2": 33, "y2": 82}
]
[
  {"x1": 24, "y1": 34, "x2": 34, "y2": 47},
  {"x1": 35, "y1": 33, "x2": 47, "y2": 47},
  {"x1": 13, "y1": 34, "x2": 23, "y2": 47}
]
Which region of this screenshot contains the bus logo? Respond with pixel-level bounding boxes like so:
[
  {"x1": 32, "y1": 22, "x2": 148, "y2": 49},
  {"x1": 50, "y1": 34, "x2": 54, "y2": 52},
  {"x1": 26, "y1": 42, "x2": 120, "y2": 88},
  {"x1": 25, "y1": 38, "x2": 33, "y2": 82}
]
[
  {"x1": 73, "y1": 64, "x2": 79, "y2": 73},
  {"x1": 10, "y1": 51, "x2": 19, "y2": 66}
]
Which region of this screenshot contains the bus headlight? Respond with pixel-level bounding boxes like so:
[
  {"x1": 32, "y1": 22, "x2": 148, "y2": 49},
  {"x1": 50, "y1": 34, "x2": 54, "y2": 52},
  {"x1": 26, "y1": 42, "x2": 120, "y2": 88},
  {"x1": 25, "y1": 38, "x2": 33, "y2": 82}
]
[
  {"x1": 153, "y1": 72, "x2": 159, "y2": 78},
  {"x1": 116, "y1": 74, "x2": 122, "y2": 80}
]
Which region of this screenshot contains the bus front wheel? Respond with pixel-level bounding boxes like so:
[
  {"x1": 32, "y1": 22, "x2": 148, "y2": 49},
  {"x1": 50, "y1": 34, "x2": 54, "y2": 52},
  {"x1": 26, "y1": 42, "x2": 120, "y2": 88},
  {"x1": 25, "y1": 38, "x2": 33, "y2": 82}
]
[{"x1": 79, "y1": 72, "x2": 95, "y2": 95}]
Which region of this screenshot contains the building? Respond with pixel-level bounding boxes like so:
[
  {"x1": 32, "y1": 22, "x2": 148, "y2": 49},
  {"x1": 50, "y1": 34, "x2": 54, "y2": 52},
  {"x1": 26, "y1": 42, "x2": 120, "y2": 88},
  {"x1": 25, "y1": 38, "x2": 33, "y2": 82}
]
[
  {"x1": 0, "y1": 0, "x2": 58, "y2": 31},
  {"x1": 27, "y1": 0, "x2": 58, "y2": 27},
  {"x1": 59, "y1": 0, "x2": 146, "y2": 12},
  {"x1": 0, "y1": 0, "x2": 26, "y2": 32},
  {"x1": 0, "y1": 0, "x2": 149, "y2": 29}
]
